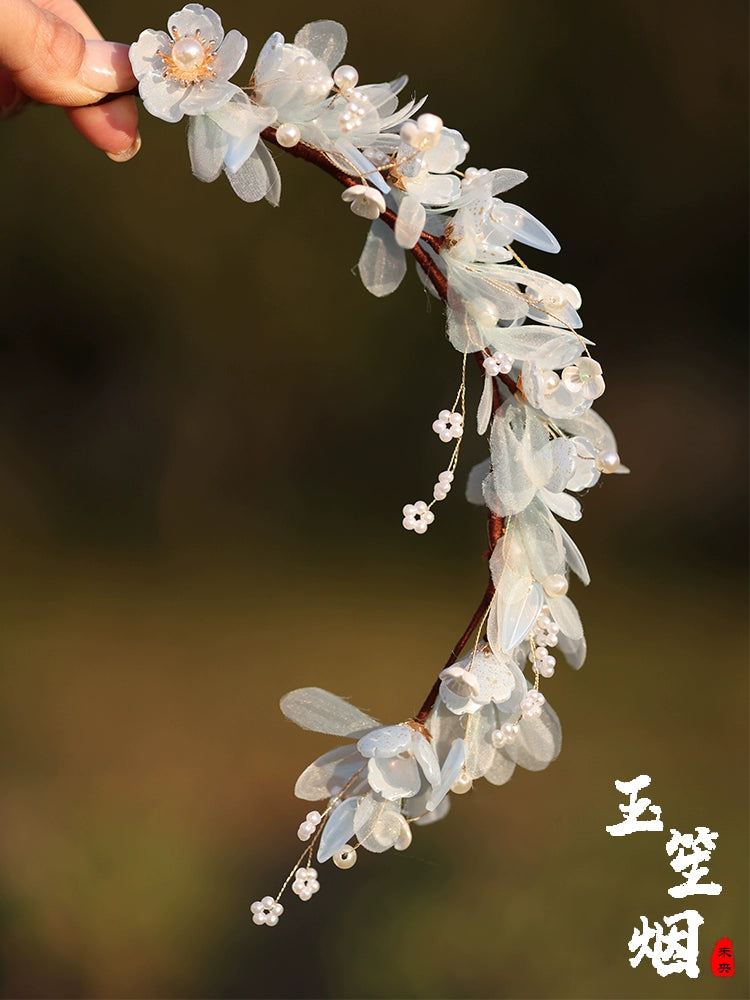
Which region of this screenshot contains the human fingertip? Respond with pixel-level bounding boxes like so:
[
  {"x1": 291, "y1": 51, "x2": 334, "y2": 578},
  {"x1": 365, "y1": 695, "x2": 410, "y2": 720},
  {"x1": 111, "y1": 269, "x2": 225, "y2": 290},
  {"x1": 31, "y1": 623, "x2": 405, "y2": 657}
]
[{"x1": 106, "y1": 131, "x2": 141, "y2": 163}]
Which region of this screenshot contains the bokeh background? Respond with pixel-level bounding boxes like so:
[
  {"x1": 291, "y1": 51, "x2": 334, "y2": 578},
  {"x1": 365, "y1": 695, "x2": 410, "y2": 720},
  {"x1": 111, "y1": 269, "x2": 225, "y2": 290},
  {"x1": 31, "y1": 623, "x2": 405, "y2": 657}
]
[{"x1": 0, "y1": 0, "x2": 747, "y2": 997}]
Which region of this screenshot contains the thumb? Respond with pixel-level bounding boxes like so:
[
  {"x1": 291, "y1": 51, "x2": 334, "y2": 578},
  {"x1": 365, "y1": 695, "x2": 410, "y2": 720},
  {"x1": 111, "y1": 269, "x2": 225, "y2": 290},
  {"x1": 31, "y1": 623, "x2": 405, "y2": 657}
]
[{"x1": 0, "y1": 0, "x2": 135, "y2": 107}]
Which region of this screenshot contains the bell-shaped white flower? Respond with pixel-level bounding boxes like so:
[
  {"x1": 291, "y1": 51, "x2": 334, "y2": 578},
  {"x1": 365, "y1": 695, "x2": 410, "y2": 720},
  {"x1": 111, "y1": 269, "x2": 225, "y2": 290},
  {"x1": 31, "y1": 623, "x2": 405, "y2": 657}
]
[
  {"x1": 130, "y1": 4, "x2": 248, "y2": 123},
  {"x1": 357, "y1": 723, "x2": 440, "y2": 801}
]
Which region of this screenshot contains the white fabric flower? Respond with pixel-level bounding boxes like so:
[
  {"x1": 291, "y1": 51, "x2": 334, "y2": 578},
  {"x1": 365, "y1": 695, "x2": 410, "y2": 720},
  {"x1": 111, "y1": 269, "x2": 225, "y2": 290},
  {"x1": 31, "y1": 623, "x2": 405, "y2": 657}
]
[
  {"x1": 561, "y1": 358, "x2": 605, "y2": 400},
  {"x1": 341, "y1": 184, "x2": 386, "y2": 219},
  {"x1": 130, "y1": 4, "x2": 247, "y2": 123},
  {"x1": 357, "y1": 723, "x2": 440, "y2": 800},
  {"x1": 439, "y1": 643, "x2": 525, "y2": 716}
]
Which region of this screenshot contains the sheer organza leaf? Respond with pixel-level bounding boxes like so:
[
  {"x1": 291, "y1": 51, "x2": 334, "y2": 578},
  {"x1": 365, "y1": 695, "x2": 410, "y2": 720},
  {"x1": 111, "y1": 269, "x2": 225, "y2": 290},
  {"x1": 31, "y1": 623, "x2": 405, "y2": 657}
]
[
  {"x1": 547, "y1": 595, "x2": 584, "y2": 641},
  {"x1": 293, "y1": 20, "x2": 347, "y2": 70},
  {"x1": 294, "y1": 744, "x2": 365, "y2": 800},
  {"x1": 506, "y1": 703, "x2": 562, "y2": 770},
  {"x1": 358, "y1": 220, "x2": 407, "y2": 297},
  {"x1": 464, "y1": 704, "x2": 496, "y2": 778},
  {"x1": 281, "y1": 687, "x2": 379, "y2": 737}
]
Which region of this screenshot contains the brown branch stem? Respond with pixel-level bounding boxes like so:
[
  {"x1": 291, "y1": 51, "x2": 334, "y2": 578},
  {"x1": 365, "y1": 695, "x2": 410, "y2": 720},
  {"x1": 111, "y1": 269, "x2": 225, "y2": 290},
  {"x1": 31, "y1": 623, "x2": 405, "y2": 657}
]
[{"x1": 259, "y1": 127, "x2": 514, "y2": 727}]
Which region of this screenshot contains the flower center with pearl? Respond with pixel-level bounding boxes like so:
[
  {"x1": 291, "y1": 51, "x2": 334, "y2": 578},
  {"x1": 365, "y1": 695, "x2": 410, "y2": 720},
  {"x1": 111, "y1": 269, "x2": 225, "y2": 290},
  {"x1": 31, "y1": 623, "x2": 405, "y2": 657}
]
[{"x1": 158, "y1": 29, "x2": 217, "y2": 87}]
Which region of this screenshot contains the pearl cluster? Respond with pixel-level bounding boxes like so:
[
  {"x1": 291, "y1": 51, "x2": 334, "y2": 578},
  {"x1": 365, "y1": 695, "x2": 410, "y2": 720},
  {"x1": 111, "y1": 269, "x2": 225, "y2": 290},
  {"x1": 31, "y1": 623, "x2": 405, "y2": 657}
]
[
  {"x1": 292, "y1": 866, "x2": 320, "y2": 901},
  {"x1": 297, "y1": 809, "x2": 322, "y2": 841},
  {"x1": 521, "y1": 689, "x2": 546, "y2": 720},
  {"x1": 400, "y1": 113, "x2": 443, "y2": 150},
  {"x1": 461, "y1": 166, "x2": 490, "y2": 189},
  {"x1": 491, "y1": 721, "x2": 519, "y2": 748},
  {"x1": 433, "y1": 469, "x2": 454, "y2": 501},
  {"x1": 483, "y1": 351, "x2": 514, "y2": 376},
  {"x1": 251, "y1": 896, "x2": 284, "y2": 927},
  {"x1": 402, "y1": 501, "x2": 435, "y2": 534},
  {"x1": 529, "y1": 643, "x2": 556, "y2": 678},
  {"x1": 292, "y1": 54, "x2": 333, "y2": 100},
  {"x1": 432, "y1": 409, "x2": 464, "y2": 442}
]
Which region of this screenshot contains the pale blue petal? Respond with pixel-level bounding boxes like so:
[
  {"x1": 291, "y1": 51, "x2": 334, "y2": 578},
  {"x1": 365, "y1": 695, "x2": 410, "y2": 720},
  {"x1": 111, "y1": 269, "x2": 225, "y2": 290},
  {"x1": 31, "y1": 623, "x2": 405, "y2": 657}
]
[
  {"x1": 412, "y1": 733, "x2": 440, "y2": 789},
  {"x1": 426, "y1": 738, "x2": 465, "y2": 810},
  {"x1": 317, "y1": 798, "x2": 357, "y2": 862},
  {"x1": 226, "y1": 149, "x2": 270, "y2": 202}
]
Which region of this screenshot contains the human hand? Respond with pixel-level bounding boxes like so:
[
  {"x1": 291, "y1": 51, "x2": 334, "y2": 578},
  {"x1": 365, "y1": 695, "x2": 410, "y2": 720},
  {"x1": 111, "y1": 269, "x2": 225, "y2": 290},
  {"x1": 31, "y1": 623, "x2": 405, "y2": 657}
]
[{"x1": 0, "y1": 0, "x2": 139, "y2": 160}]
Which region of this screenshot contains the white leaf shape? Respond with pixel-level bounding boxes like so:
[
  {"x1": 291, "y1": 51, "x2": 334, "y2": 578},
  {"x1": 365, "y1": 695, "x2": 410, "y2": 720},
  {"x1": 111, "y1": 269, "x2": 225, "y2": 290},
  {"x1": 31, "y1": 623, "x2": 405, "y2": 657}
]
[
  {"x1": 501, "y1": 577, "x2": 545, "y2": 652},
  {"x1": 555, "y1": 519, "x2": 590, "y2": 585},
  {"x1": 547, "y1": 594, "x2": 584, "y2": 640},
  {"x1": 517, "y1": 502, "x2": 564, "y2": 582},
  {"x1": 358, "y1": 220, "x2": 406, "y2": 297},
  {"x1": 293, "y1": 20, "x2": 347, "y2": 71},
  {"x1": 317, "y1": 797, "x2": 358, "y2": 863},
  {"x1": 294, "y1": 745, "x2": 365, "y2": 800},
  {"x1": 487, "y1": 325, "x2": 582, "y2": 367},
  {"x1": 227, "y1": 148, "x2": 270, "y2": 203},
  {"x1": 354, "y1": 793, "x2": 404, "y2": 852},
  {"x1": 490, "y1": 201, "x2": 560, "y2": 254},
  {"x1": 557, "y1": 631, "x2": 587, "y2": 669},
  {"x1": 538, "y1": 487, "x2": 582, "y2": 521},
  {"x1": 484, "y1": 751, "x2": 517, "y2": 786},
  {"x1": 394, "y1": 195, "x2": 426, "y2": 249},
  {"x1": 255, "y1": 141, "x2": 281, "y2": 206},
  {"x1": 477, "y1": 372, "x2": 494, "y2": 436},
  {"x1": 281, "y1": 687, "x2": 379, "y2": 737},
  {"x1": 187, "y1": 114, "x2": 224, "y2": 182},
  {"x1": 555, "y1": 408, "x2": 619, "y2": 454},
  {"x1": 505, "y1": 703, "x2": 562, "y2": 771},
  {"x1": 464, "y1": 704, "x2": 496, "y2": 778}
]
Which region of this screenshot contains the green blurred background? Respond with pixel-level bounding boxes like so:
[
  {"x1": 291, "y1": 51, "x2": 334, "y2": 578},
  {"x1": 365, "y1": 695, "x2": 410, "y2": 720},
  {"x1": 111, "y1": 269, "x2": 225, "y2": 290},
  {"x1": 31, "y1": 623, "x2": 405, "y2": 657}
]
[{"x1": 0, "y1": 0, "x2": 747, "y2": 997}]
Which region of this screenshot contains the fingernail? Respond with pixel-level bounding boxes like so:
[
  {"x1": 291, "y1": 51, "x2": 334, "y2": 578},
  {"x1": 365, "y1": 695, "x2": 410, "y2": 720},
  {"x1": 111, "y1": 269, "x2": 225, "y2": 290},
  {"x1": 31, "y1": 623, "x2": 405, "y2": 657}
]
[
  {"x1": 107, "y1": 132, "x2": 141, "y2": 163},
  {"x1": 82, "y1": 40, "x2": 137, "y2": 94}
]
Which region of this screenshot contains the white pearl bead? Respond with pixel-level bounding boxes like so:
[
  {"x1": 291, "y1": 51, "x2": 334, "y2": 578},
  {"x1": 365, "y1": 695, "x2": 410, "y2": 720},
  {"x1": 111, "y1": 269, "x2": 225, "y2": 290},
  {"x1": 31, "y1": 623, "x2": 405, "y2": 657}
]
[
  {"x1": 276, "y1": 123, "x2": 301, "y2": 148},
  {"x1": 450, "y1": 773, "x2": 473, "y2": 794},
  {"x1": 595, "y1": 449, "x2": 621, "y2": 473},
  {"x1": 172, "y1": 38, "x2": 205, "y2": 70},
  {"x1": 306, "y1": 811, "x2": 321, "y2": 825},
  {"x1": 334, "y1": 64, "x2": 359, "y2": 89},
  {"x1": 333, "y1": 847, "x2": 357, "y2": 869},
  {"x1": 543, "y1": 371, "x2": 560, "y2": 394},
  {"x1": 491, "y1": 728, "x2": 505, "y2": 748},
  {"x1": 501, "y1": 722, "x2": 518, "y2": 740},
  {"x1": 542, "y1": 573, "x2": 568, "y2": 597}
]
